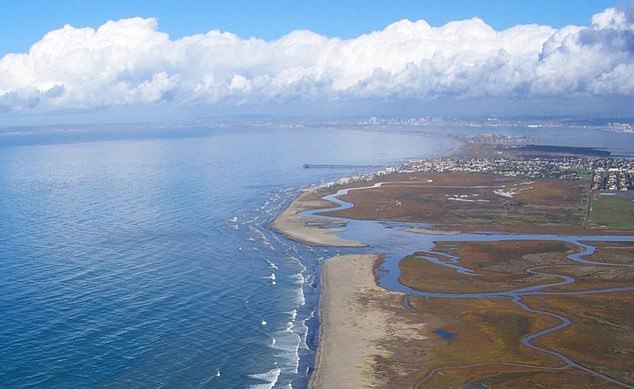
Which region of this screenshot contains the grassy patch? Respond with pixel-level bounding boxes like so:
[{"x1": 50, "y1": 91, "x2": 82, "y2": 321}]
[{"x1": 590, "y1": 194, "x2": 634, "y2": 230}]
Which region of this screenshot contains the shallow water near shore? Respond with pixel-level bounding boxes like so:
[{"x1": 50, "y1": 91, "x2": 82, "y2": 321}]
[{"x1": 0, "y1": 126, "x2": 450, "y2": 388}]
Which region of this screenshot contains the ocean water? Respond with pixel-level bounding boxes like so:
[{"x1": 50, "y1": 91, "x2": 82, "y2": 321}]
[{"x1": 0, "y1": 125, "x2": 451, "y2": 388}]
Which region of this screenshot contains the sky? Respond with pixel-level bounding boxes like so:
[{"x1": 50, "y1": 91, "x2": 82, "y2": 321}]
[
  {"x1": 0, "y1": 0, "x2": 619, "y2": 55},
  {"x1": 0, "y1": 0, "x2": 633, "y2": 124}
]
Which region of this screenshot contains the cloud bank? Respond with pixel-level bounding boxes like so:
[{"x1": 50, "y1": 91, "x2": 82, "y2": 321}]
[{"x1": 1, "y1": 6, "x2": 633, "y2": 112}]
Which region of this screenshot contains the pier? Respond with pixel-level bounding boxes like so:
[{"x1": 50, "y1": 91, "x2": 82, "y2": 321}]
[{"x1": 303, "y1": 163, "x2": 379, "y2": 169}]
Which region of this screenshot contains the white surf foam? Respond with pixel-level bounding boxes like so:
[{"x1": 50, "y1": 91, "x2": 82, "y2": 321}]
[
  {"x1": 286, "y1": 256, "x2": 306, "y2": 273},
  {"x1": 297, "y1": 316, "x2": 310, "y2": 351},
  {"x1": 270, "y1": 327, "x2": 301, "y2": 375},
  {"x1": 248, "y1": 368, "x2": 281, "y2": 389},
  {"x1": 292, "y1": 285, "x2": 306, "y2": 307},
  {"x1": 289, "y1": 272, "x2": 304, "y2": 285}
]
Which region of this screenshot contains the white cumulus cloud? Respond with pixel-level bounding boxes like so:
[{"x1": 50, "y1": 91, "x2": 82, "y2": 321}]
[{"x1": 1, "y1": 6, "x2": 633, "y2": 112}]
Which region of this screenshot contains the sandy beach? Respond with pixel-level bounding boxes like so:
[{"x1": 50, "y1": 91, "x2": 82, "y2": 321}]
[
  {"x1": 270, "y1": 190, "x2": 365, "y2": 247},
  {"x1": 310, "y1": 254, "x2": 430, "y2": 388}
]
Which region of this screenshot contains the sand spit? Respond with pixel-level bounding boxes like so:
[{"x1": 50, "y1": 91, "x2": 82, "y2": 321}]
[
  {"x1": 310, "y1": 254, "x2": 429, "y2": 389},
  {"x1": 406, "y1": 227, "x2": 460, "y2": 235},
  {"x1": 270, "y1": 190, "x2": 365, "y2": 247}
]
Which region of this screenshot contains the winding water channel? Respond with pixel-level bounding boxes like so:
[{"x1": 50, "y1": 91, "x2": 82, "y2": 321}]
[{"x1": 305, "y1": 183, "x2": 634, "y2": 388}]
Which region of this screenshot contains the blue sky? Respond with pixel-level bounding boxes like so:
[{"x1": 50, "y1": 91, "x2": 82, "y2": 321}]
[
  {"x1": 0, "y1": 0, "x2": 618, "y2": 56},
  {"x1": 1, "y1": 0, "x2": 633, "y2": 122}
]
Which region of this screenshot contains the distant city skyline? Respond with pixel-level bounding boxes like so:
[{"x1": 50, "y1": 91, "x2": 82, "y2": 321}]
[{"x1": 1, "y1": 0, "x2": 633, "y2": 124}]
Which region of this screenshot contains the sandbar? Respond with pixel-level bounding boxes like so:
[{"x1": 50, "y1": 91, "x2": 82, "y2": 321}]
[
  {"x1": 406, "y1": 226, "x2": 460, "y2": 235},
  {"x1": 270, "y1": 190, "x2": 365, "y2": 247}
]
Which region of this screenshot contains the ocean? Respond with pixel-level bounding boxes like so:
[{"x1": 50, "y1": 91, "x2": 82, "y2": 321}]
[{"x1": 0, "y1": 125, "x2": 451, "y2": 388}]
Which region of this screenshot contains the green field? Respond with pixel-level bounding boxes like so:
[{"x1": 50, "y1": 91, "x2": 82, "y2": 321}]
[{"x1": 589, "y1": 193, "x2": 634, "y2": 229}]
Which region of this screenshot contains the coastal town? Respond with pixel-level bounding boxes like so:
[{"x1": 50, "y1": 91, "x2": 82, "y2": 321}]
[
  {"x1": 310, "y1": 145, "x2": 634, "y2": 192},
  {"x1": 402, "y1": 156, "x2": 634, "y2": 191}
]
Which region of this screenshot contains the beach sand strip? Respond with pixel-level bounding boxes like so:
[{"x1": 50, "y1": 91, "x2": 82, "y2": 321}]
[
  {"x1": 310, "y1": 254, "x2": 430, "y2": 388},
  {"x1": 271, "y1": 190, "x2": 365, "y2": 247}
]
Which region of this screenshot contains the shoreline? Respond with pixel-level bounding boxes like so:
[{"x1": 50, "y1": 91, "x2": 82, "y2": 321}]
[
  {"x1": 270, "y1": 138, "x2": 464, "y2": 247},
  {"x1": 309, "y1": 254, "x2": 384, "y2": 388},
  {"x1": 270, "y1": 190, "x2": 366, "y2": 247},
  {"x1": 274, "y1": 141, "x2": 462, "y2": 388},
  {"x1": 309, "y1": 254, "x2": 428, "y2": 388}
]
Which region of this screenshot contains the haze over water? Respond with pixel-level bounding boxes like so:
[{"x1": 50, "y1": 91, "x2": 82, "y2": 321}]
[{"x1": 0, "y1": 125, "x2": 451, "y2": 388}]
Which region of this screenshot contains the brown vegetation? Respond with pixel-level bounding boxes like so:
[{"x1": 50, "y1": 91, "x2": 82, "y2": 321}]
[
  {"x1": 322, "y1": 172, "x2": 592, "y2": 233},
  {"x1": 525, "y1": 293, "x2": 634, "y2": 385},
  {"x1": 390, "y1": 240, "x2": 634, "y2": 387},
  {"x1": 581, "y1": 241, "x2": 634, "y2": 264},
  {"x1": 400, "y1": 240, "x2": 576, "y2": 293}
]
